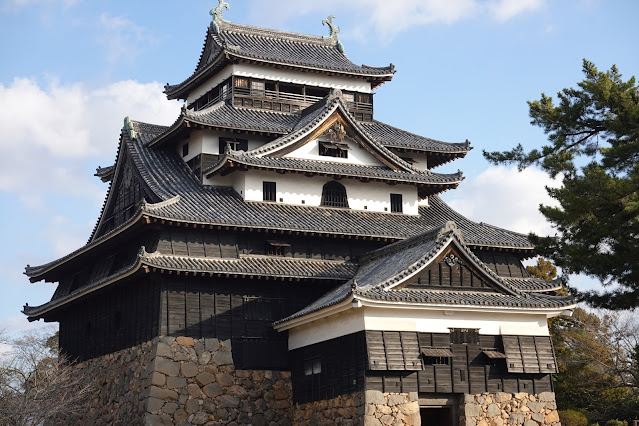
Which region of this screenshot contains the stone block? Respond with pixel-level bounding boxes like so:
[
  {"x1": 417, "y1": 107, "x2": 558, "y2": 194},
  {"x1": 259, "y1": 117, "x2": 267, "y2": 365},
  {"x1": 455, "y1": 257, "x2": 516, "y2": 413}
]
[
  {"x1": 212, "y1": 349, "x2": 233, "y2": 366},
  {"x1": 252, "y1": 413, "x2": 267, "y2": 426},
  {"x1": 187, "y1": 383, "x2": 201, "y2": 398},
  {"x1": 216, "y1": 372, "x2": 235, "y2": 387},
  {"x1": 545, "y1": 411, "x2": 560, "y2": 423},
  {"x1": 523, "y1": 421, "x2": 537, "y2": 426},
  {"x1": 514, "y1": 393, "x2": 528, "y2": 400},
  {"x1": 528, "y1": 402, "x2": 544, "y2": 413},
  {"x1": 508, "y1": 413, "x2": 525, "y2": 425},
  {"x1": 491, "y1": 418, "x2": 504, "y2": 426},
  {"x1": 221, "y1": 339, "x2": 232, "y2": 351},
  {"x1": 185, "y1": 398, "x2": 199, "y2": 414},
  {"x1": 146, "y1": 397, "x2": 165, "y2": 414},
  {"x1": 216, "y1": 394, "x2": 240, "y2": 408},
  {"x1": 156, "y1": 342, "x2": 173, "y2": 358},
  {"x1": 147, "y1": 372, "x2": 166, "y2": 387},
  {"x1": 163, "y1": 402, "x2": 178, "y2": 414},
  {"x1": 144, "y1": 413, "x2": 172, "y2": 426},
  {"x1": 196, "y1": 372, "x2": 216, "y2": 386},
  {"x1": 176, "y1": 336, "x2": 194, "y2": 347},
  {"x1": 229, "y1": 384, "x2": 248, "y2": 398},
  {"x1": 495, "y1": 393, "x2": 512, "y2": 403},
  {"x1": 465, "y1": 394, "x2": 477, "y2": 403},
  {"x1": 166, "y1": 376, "x2": 187, "y2": 389},
  {"x1": 466, "y1": 419, "x2": 477, "y2": 426},
  {"x1": 409, "y1": 392, "x2": 418, "y2": 402},
  {"x1": 154, "y1": 357, "x2": 180, "y2": 377},
  {"x1": 365, "y1": 390, "x2": 385, "y2": 405},
  {"x1": 537, "y1": 392, "x2": 555, "y2": 402},
  {"x1": 465, "y1": 403, "x2": 483, "y2": 418},
  {"x1": 388, "y1": 394, "x2": 406, "y2": 406},
  {"x1": 380, "y1": 414, "x2": 394, "y2": 425},
  {"x1": 203, "y1": 382, "x2": 224, "y2": 398},
  {"x1": 181, "y1": 362, "x2": 198, "y2": 378},
  {"x1": 191, "y1": 411, "x2": 208, "y2": 425},
  {"x1": 531, "y1": 413, "x2": 544, "y2": 423},
  {"x1": 400, "y1": 401, "x2": 419, "y2": 415},
  {"x1": 199, "y1": 351, "x2": 211, "y2": 365},
  {"x1": 204, "y1": 338, "x2": 220, "y2": 352},
  {"x1": 148, "y1": 386, "x2": 178, "y2": 401},
  {"x1": 487, "y1": 404, "x2": 500, "y2": 418},
  {"x1": 173, "y1": 408, "x2": 188, "y2": 423},
  {"x1": 478, "y1": 421, "x2": 489, "y2": 426}
]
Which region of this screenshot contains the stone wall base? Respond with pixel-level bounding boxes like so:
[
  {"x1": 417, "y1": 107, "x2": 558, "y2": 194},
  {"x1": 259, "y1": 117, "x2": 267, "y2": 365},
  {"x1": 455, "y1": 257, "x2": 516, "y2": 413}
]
[
  {"x1": 364, "y1": 391, "x2": 420, "y2": 426},
  {"x1": 461, "y1": 392, "x2": 561, "y2": 426}
]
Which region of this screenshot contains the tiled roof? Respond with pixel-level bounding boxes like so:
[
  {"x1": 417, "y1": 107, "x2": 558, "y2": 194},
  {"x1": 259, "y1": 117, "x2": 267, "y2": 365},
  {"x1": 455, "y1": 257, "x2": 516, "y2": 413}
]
[
  {"x1": 361, "y1": 121, "x2": 471, "y2": 153},
  {"x1": 205, "y1": 151, "x2": 463, "y2": 186},
  {"x1": 276, "y1": 223, "x2": 575, "y2": 324},
  {"x1": 94, "y1": 164, "x2": 115, "y2": 182},
  {"x1": 504, "y1": 277, "x2": 563, "y2": 293},
  {"x1": 24, "y1": 119, "x2": 533, "y2": 281},
  {"x1": 165, "y1": 20, "x2": 394, "y2": 100},
  {"x1": 24, "y1": 250, "x2": 354, "y2": 318}
]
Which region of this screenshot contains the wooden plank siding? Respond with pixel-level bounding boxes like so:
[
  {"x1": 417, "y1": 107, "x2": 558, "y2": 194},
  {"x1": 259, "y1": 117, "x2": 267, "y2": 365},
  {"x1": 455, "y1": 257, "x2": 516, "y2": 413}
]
[
  {"x1": 364, "y1": 331, "x2": 555, "y2": 396},
  {"x1": 57, "y1": 275, "x2": 160, "y2": 361},
  {"x1": 290, "y1": 332, "x2": 366, "y2": 403},
  {"x1": 160, "y1": 275, "x2": 324, "y2": 370}
]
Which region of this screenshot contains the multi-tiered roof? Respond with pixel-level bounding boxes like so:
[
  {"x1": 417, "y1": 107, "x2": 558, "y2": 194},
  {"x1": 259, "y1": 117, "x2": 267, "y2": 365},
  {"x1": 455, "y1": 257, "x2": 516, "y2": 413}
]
[{"x1": 23, "y1": 6, "x2": 572, "y2": 332}]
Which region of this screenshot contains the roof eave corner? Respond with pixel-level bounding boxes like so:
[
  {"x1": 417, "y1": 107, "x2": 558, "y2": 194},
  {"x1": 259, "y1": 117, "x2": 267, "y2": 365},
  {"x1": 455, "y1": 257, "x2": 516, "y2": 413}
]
[{"x1": 273, "y1": 289, "x2": 356, "y2": 332}]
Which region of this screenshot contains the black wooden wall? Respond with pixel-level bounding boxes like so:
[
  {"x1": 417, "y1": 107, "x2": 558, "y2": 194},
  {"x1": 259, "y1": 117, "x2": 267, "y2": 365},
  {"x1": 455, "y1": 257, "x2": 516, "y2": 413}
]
[
  {"x1": 159, "y1": 275, "x2": 327, "y2": 370},
  {"x1": 57, "y1": 275, "x2": 161, "y2": 361},
  {"x1": 290, "y1": 332, "x2": 367, "y2": 403}
]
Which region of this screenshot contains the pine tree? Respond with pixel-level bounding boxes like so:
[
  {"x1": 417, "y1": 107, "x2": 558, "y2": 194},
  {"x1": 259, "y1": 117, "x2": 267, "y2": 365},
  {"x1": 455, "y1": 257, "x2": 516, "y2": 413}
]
[{"x1": 484, "y1": 60, "x2": 639, "y2": 310}]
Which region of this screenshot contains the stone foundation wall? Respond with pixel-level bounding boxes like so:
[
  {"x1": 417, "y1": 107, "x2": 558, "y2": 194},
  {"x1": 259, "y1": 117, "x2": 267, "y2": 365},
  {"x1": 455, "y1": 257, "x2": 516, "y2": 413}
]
[
  {"x1": 461, "y1": 392, "x2": 561, "y2": 426},
  {"x1": 293, "y1": 393, "x2": 365, "y2": 425},
  {"x1": 364, "y1": 390, "x2": 420, "y2": 426}
]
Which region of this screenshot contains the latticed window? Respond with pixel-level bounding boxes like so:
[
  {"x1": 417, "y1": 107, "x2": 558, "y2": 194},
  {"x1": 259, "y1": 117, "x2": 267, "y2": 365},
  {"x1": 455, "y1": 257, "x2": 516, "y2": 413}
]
[{"x1": 321, "y1": 181, "x2": 348, "y2": 208}]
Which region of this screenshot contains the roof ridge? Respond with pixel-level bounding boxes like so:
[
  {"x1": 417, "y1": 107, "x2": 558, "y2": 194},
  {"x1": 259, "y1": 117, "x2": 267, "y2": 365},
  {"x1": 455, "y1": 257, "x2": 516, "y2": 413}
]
[{"x1": 218, "y1": 20, "x2": 336, "y2": 47}]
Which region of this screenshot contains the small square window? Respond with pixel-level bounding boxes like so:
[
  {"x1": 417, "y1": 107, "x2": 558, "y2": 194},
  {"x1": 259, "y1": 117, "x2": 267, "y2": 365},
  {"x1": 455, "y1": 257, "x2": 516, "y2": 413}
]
[
  {"x1": 266, "y1": 240, "x2": 290, "y2": 256},
  {"x1": 182, "y1": 143, "x2": 189, "y2": 157},
  {"x1": 304, "y1": 358, "x2": 321, "y2": 376},
  {"x1": 263, "y1": 181, "x2": 276, "y2": 202},
  {"x1": 319, "y1": 141, "x2": 349, "y2": 158}
]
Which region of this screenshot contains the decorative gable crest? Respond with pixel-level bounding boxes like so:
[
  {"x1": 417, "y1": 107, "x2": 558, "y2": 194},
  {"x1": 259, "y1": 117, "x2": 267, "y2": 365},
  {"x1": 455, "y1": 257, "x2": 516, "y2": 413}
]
[
  {"x1": 322, "y1": 15, "x2": 345, "y2": 53},
  {"x1": 324, "y1": 121, "x2": 347, "y2": 143}
]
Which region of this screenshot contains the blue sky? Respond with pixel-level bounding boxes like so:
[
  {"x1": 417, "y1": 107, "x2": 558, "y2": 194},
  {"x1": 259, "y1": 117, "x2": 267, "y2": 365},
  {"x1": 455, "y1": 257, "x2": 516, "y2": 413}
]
[{"x1": 1, "y1": 0, "x2": 638, "y2": 334}]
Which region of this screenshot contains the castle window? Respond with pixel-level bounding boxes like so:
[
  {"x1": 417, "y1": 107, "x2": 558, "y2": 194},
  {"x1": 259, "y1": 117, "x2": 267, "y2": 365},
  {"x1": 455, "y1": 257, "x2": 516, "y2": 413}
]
[
  {"x1": 421, "y1": 347, "x2": 453, "y2": 365},
  {"x1": 234, "y1": 77, "x2": 249, "y2": 89},
  {"x1": 321, "y1": 181, "x2": 348, "y2": 208},
  {"x1": 263, "y1": 181, "x2": 276, "y2": 202},
  {"x1": 251, "y1": 80, "x2": 265, "y2": 97},
  {"x1": 319, "y1": 141, "x2": 349, "y2": 158},
  {"x1": 390, "y1": 193, "x2": 403, "y2": 213},
  {"x1": 450, "y1": 328, "x2": 480, "y2": 345},
  {"x1": 266, "y1": 240, "x2": 290, "y2": 256},
  {"x1": 304, "y1": 357, "x2": 321, "y2": 376},
  {"x1": 219, "y1": 137, "x2": 248, "y2": 153},
  {"x1": 182, "y1": 143, "x2": 189, "y2": 157}
]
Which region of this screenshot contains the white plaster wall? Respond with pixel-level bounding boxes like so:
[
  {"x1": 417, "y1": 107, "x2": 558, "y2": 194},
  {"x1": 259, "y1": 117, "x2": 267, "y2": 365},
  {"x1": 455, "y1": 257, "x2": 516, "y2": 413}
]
[
  {"x1": 233, "y1": 63, "x2": 371, "y2": 93},
  {"x1": 236, "y1": 170, "x2": 418, "y2": 214},
  {"x1": 284, "y1": 137, "x2": 384, "y2": 166},
  {"x1": 186, "y1": 65, "x2": 233, "y2": 104},
  {"x1": 406, "y1": 152, "x2": 429, "y2": 171},
  {"x1": 178, "y1": 131, "x2": 203, "y2": 163},
  {"x1": 287, "y1": 305, "x2": 551, "y2": 349}
]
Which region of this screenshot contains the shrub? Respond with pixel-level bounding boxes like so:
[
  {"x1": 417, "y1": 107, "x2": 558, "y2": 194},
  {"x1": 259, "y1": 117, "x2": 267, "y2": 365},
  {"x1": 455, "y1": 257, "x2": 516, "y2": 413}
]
[{"x1": 558, "y1": 410, "x2": 588, "y2": 426}]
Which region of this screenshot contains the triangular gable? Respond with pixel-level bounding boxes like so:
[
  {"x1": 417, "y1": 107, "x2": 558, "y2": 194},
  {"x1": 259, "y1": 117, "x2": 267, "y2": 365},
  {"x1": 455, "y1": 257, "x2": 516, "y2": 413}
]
[
  {"x1": 250, "y1": 93, "x2": 419, "y2": 173},
  {"x1": 375, "y1": 223, "x2": 521, "y2": 296}
]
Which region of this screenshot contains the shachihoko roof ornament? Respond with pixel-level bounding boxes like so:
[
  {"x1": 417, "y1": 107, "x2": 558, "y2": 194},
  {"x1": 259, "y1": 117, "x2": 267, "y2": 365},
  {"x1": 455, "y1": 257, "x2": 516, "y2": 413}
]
[
  {"x1": 210, "y1": 0, "x2": 230, "y2": 34},
  {"x1": 123, "y1": 116, "x2": 136, "y2": 140},
  {"x1": 322, "y1": 15, "x2": 344, "y2": 53}
]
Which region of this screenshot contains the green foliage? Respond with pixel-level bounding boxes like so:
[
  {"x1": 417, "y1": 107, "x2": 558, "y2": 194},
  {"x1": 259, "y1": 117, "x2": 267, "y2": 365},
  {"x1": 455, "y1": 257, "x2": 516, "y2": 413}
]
[
  {"x1": 605, "y1": 421, "x2": 629, "y2": 426},
  {"x1": 484, "y1": 59, "x2": 639, "y2": 310},
  {"x1": 558, "y1": 409, "x2": 588, "y2": 426}
]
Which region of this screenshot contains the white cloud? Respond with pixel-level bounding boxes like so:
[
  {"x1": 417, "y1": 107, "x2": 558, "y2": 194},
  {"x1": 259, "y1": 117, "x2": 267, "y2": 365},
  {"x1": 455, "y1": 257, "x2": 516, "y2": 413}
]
[
  {"x1": 0, "y1": 77, "x2": 181, "y2": 205},
  {"x1": 98, "y1": 13, "x2": 159, "y2": 65},
  {"x1": 444, "y1": 166, "x2": 560, "y2": 236},
  {"x1": 247, "y1": 0, "x2": 545, "y2": 40},
  {"x1": 487, "y1": 0, "x2": 545, "y2": 22}
]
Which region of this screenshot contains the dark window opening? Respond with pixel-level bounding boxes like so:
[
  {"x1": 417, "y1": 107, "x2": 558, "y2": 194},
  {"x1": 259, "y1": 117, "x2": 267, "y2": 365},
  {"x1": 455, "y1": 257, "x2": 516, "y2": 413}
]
[
  {"x1": 266, "y1": 240, "x2": 290, "y2": 256},
  {"x1": 306, "y1": 86, "x2": 330, "y2": 98},
  {"x1": 263, "y1": 181, "x2": 276, "y2": 202},
  {"x1": 423, "y1": 356, "x2": 450, "y2": 366},
  {"x1": 450, "y1": 328, "x2": 480, "y2": 345},
  {"x1": 319, "y1": 141, "x2": 349, "y2": 158},
  {"x1": 321, "y1": 181, "x2": 348, "y2": 208},
  {"x1": 391, "y1": 193, "x2": 403, "y2": 213},
  {"x1": 219, "y1": 137, "x2": 248, "y2": 153},
  {"x1": 182, "y1": 143, "x2": 189, "y2": 157},
  {"x1": 304, "y1": 357, "x2": 321, "y2": 376}
]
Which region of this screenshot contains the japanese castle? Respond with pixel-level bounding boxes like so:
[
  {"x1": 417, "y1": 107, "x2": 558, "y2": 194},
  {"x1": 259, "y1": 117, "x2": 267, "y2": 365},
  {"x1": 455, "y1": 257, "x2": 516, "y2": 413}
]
[{"x1": 24, "y1": 4, "x2": 574, "y2": 425}]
